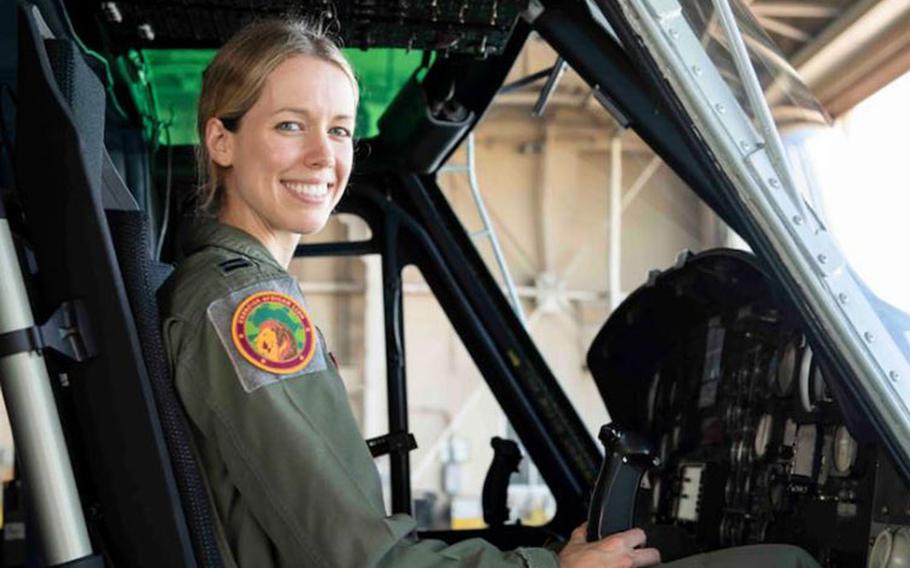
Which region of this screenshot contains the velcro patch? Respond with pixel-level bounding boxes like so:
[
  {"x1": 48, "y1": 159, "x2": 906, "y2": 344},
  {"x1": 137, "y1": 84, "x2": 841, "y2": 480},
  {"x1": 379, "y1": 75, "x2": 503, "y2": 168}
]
[
  {"x1": 207, "y1": 278, "x2": 326, "y2": 392},
  {"x1": 217, "y1": 257, "x2": 253, "y2": 274}
]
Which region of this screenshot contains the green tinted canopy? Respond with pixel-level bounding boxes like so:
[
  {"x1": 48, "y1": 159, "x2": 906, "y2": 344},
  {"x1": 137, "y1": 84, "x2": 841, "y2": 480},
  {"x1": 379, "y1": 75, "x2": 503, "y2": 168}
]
[{"x1": 125, "y1": 48, "x2": 428, "y2": 145}]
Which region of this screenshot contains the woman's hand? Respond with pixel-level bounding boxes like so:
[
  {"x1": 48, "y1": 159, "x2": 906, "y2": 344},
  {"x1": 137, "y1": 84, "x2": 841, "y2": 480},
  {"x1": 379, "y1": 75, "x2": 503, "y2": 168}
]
[{"x1": 559, "y1": 524, "x2": 661, "y2": 568}]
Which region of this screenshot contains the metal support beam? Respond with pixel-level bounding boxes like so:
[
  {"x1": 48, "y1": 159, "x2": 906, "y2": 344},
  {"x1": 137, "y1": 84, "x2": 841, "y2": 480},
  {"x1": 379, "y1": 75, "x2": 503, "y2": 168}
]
[
  {"x1": 464, "y1": 135, "x2": 528, "y2": 326},
  {"x1": 792, "y1": 0, "x2": 910, "y2": 115},
  {"x1": 609, "y1": 136, "x2": 623, "y2": 311},
  {"x1": 381, "y1": 213, "x2": 411, "y2": 514},
  {"x1": 715, "y1": 0, "x2": 807, "y2": 221},
  {"x1": 756, "y1": 15, "x2": 812, "y2": 42},
  {"x1": 0, "y1": 218, "x2": 92, "y2": 565},
  {"x1": 535, "y1": 125, "x2": 554, "y2": 276},
  {"x1": 752, "y1": 3, "x2": 839, "y2": 19},
  {"x1": 623, "y1": 155, "x2": 662, "y2": 210}
]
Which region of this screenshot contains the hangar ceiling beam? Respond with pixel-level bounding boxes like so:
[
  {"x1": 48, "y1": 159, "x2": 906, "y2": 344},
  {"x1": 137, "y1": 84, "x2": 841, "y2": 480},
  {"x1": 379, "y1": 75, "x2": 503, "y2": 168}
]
[
  {"x1": 752, "y1": 3, "x2": 840, "y2": 18},
  {"x1": 757, "y1": 15, "x2": 813, "y2": 41},
  {"x1": 793, "y1": 0, "x2": 910, "y2": 115}
]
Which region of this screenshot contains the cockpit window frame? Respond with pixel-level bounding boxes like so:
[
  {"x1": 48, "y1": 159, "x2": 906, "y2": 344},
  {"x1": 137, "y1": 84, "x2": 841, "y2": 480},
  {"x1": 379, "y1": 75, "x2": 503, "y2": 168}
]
[{"x1": 591, "y1": 0, "x2": 910, "y2": 478}]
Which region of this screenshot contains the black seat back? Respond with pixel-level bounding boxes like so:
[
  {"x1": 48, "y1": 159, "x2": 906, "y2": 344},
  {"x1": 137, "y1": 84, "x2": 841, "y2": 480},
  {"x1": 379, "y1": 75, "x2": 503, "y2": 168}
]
[
  {"x1": 15, "y1": 2, "x2": 221, "y2": 566},
  {"x1": 108, "y1": 209, "x2": 223, "y2": 568}
]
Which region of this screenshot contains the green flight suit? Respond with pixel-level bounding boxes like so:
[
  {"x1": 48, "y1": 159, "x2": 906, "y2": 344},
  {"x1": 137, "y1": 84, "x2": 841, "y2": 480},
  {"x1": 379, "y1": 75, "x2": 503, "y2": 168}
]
[
  {"x1": 160, "y1": 220, "x2": 559, "y2": 567},
  {"x1": 160, "y1": 220, "x2": 821, "y2": 568}
]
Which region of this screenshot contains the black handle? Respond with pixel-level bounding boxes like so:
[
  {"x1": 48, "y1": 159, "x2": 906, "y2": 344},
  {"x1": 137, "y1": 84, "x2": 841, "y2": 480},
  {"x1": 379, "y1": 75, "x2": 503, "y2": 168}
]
[
  {"x1": 482, "y1": 437, "x2": 523, "y2": 526},
  {"x1": 586, "y1": 424, "x2": 657, "y2": 541}
]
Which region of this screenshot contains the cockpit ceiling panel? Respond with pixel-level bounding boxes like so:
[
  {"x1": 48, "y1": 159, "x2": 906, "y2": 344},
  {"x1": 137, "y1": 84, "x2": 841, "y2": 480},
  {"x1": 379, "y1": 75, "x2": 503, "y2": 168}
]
[{"x1": 74, "y1": 0, "x2": 528, "y2": 55}]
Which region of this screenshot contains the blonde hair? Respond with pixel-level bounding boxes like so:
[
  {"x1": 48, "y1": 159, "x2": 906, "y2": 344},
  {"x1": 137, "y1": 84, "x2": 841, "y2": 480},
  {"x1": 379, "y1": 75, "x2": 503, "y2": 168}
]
[{"x1": 195, "y1": 19, "x2": 358, "y2": 213}]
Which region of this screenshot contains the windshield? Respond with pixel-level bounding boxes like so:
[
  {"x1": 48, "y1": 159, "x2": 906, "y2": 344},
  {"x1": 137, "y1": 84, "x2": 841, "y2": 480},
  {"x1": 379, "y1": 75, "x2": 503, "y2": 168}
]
[
  {"x1": 614, "y1": 0, "x2": 910, "y2": 462},
  {"x1": 678, "y1": 0, "x2": 830, "y2": 131},
  {"x1": 675, "y1": 1, "x2": 910, "y2": 336},
  {"x1": 662, "y1": 0, "x2": 910, "y2": 360},
  {"x1": 791, "y1": 75, "x2": 910, "y2": 361}
]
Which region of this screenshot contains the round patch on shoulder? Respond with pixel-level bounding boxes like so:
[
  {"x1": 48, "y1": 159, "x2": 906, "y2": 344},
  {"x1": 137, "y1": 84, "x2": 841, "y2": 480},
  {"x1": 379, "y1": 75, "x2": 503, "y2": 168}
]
[{"x1": 231, "y1": 291, "x2": 316, "y2": 375}]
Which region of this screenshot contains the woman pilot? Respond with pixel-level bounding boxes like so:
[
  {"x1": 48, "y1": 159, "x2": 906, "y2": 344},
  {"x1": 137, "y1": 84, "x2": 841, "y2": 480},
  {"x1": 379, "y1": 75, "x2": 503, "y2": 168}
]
[{"x1": 159, "y1": 17, "x2": 818, "y2": 568}]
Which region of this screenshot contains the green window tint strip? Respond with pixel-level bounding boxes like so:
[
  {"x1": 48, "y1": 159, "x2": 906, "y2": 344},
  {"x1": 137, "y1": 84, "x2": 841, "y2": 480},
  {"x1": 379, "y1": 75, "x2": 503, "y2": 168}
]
[{"x1": 131, "y1": 48, "x2": 427, "y2": 145}]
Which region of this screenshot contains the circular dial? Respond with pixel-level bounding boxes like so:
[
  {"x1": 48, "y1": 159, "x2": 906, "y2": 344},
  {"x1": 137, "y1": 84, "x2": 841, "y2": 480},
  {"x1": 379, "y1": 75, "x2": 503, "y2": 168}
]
[
  {"x1": 833, "y1": 425, "x2": 858, "y2": 475},
  {"x1": 754, "y1": 413, "x2": 774, "y2": 459},
  {"x1": 775, "y1": 338, "x2": 799, "y2": 396},
  {"x1": 730, "y1": 438, "x2": 754, "y2": 474},
  {"x1": 798, "y1": 347, "x2": 815, "y2": 412},
  {"x1": 769, "y1": 478, "x2": 787, "y2": 512}
]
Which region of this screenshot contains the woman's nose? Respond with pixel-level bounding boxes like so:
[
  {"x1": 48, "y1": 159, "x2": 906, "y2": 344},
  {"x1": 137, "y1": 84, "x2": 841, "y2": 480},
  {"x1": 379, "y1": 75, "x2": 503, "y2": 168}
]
[{"x1": 305, "y1": 132, "x2": 334, "y2": 169}]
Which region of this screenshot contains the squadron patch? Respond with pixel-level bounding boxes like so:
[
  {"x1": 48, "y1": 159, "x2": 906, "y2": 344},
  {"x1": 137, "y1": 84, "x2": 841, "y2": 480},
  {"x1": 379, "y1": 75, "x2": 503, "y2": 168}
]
[
  {"x1": 231, "y1": 291, "x2": 316, "y2": 374},
  {"x1": 207, "y1": 278, "x2": 327, "y2": 392}
]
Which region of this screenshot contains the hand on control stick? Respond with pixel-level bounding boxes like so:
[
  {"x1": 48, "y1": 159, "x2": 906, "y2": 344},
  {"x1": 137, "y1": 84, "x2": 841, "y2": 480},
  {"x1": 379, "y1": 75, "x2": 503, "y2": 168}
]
[{"x1": 559, "y1": 523, "x2": 661, "y2": 568}]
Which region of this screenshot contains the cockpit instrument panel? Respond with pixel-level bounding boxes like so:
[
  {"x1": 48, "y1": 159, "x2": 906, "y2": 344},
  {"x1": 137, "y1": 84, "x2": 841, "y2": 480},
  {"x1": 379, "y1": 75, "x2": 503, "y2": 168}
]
[
  {"x1": 587, "y1": 250, "x2": 909, "y2": 567},
  {"x1": 67, "y1": 0, "x2": 528, "y2": 55}
]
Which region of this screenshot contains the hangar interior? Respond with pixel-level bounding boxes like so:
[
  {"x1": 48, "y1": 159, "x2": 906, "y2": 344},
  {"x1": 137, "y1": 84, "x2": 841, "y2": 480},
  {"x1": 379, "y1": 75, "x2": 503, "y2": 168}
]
[
  {"x1": 265, "y1": 0, "x2": 910, "y2": 530},
  {"x1": 0, "y1": 0, "x2": 909, "y2": 540}
]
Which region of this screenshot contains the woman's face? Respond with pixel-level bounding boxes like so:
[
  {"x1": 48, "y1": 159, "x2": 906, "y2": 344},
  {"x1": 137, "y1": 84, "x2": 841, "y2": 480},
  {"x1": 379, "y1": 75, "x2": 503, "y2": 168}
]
[{"x1": 211, "y1": 55, "x2": 357, "y2": 239}]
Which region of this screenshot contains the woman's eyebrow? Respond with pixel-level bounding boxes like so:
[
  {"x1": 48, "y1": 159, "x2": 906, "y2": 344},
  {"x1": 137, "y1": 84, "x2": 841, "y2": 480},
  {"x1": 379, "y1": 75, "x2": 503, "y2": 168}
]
[{"x1": 274, "y1": 107, "x2": 354, "y2": 120}]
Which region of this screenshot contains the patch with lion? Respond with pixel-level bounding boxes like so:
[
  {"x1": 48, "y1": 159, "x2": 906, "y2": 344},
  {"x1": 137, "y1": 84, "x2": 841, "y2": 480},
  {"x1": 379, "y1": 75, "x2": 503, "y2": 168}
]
[{"x1": 208, "y1": 278, "x2": 326, "y2": 392}]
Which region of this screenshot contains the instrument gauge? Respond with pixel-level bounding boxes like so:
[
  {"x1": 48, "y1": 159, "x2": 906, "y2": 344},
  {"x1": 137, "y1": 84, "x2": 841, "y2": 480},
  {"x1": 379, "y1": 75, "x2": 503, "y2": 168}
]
[
  {"x1": 774, "y1": 338, "x2": 799, "y2": 397},
  {"x1": 754, "y1": 414, "x2": 774, "y2": 459},
  {"x1": 730, "y1": 439, "x2": 753, "y2": 469},
  {"x1": 833, "y1": 425, "x2": 858, "y2": 475},
  {"x1": 798, "y1": 346, "x2": 815, "y2": 412},
  {"x1": 769, "y1": 477, "x2": 787, "y2": 512},
  {"x1": 782, "y1": 418, "x2": 798, "y2": 447}
]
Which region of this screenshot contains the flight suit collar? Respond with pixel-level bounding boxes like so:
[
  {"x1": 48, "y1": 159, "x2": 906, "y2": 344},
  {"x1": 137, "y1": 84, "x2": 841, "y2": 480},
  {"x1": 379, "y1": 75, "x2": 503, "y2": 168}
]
[{"x1": 185, "y1": 219, "x2": 284, "y2": 270}]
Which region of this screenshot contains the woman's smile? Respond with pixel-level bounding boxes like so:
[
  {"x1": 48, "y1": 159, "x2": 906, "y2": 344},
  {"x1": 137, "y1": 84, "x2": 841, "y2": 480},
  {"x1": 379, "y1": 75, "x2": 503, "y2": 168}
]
[{"x1": 280, "y1": 179, "x2": 334, "y2": 204}]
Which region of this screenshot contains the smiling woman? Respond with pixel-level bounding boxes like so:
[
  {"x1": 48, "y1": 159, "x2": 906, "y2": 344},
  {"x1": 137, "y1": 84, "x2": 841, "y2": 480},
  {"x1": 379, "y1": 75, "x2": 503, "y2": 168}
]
[
  {"x1": 194, "y1": 20, "x2": 359, "y2": 266},
  {"x1": 206, "y1": 54, "x2": 357, "y2": 266},
  {"x1": 154, "y1": 13, "x2": 815, "y2": 568},
  {"x1": 158, "y1": 17, "x2": 572, "y2": 568}
]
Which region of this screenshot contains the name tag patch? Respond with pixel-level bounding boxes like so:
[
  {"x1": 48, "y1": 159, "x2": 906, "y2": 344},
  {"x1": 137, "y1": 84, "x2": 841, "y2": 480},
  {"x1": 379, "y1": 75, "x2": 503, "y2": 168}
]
[{"x1": 208, "y1": 278, "x2": 326, "y2": 392}]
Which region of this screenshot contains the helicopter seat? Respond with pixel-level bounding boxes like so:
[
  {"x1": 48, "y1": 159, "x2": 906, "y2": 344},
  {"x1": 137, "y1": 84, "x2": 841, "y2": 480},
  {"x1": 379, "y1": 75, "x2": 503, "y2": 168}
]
[{"x1": 15, "y1": 2, "x2": 221, "y2": 566}]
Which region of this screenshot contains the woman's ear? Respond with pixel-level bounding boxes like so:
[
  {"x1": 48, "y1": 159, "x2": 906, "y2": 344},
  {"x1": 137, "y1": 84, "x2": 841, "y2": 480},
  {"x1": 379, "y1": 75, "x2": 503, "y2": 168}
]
[{"x1": 205, "y1": 117, "x2": 234, "y2": 167}]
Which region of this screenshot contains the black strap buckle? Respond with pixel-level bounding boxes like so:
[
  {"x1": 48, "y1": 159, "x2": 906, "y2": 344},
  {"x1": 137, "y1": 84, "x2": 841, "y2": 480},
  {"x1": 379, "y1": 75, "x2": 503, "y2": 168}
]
[
  {"x1": 0, "y1": 300, "x2": 96, "y2": 362},
  {"x1": 366, "y1": 431, "x2": 417, "y2": 458}
]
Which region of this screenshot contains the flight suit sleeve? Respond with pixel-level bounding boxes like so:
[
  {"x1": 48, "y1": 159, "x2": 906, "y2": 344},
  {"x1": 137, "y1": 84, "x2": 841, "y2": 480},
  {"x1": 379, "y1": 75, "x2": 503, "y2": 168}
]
[{"x1": 165, "y1": 292, "x2": 560, "y2": 568}]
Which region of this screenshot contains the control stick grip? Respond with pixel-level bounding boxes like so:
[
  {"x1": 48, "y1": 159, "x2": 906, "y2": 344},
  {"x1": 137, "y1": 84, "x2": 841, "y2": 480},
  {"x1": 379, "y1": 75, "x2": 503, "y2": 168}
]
[
  {"x1": 482, "y1": 437, "x2": 522, "y2": 526},
  {"x1": 586, "y1": 424, "x2": 658, "y2": 542}
]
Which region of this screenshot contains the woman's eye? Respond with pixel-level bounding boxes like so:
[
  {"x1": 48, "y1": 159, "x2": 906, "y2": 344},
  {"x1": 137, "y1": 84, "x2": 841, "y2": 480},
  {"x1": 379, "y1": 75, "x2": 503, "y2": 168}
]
[
  {"x1": 277, "y1": 121, "x2": 302, "y2": 132},
  {"x1": 329, "y1": 126, "x2": 352, "y2": 138}
]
